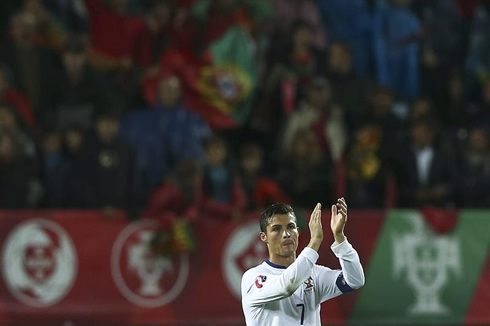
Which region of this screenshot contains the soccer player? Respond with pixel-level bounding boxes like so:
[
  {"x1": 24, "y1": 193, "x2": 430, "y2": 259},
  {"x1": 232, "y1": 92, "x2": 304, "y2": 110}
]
[{"x1": 241, "y1": 199, "x2": 365, "y2": 325}]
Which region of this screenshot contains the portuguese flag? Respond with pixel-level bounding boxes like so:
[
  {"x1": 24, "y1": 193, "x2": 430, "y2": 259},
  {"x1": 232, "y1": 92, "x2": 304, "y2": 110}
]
[
  {"x1": 346, "y1": 210, "x2": 490, "y2": 324},
  {"x1": 152, "y1": 25, "x2": 258, "y2": 130}
]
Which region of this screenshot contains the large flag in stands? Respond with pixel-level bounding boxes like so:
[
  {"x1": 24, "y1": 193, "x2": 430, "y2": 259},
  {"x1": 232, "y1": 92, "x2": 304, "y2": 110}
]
[{"x1": 147, "y1": 25, "x2": 257, "y2": 130}]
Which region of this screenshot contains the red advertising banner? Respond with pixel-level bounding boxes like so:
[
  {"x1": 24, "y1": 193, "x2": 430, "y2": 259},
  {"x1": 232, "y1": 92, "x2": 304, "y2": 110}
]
[
  {"x1": 0, "y1": 210, "x2": 487, "y2": 325},
  {"x1": 0, "y1": 210, "x2": 383, "y2": 325}
]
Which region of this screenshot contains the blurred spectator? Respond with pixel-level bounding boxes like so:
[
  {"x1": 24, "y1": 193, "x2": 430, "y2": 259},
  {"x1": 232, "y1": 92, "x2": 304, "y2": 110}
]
[
  {"x1": 155, "y1": 75, "x2": 210, "y2": 167},
  {"x1": 46, "y1": 36, "x2": 116, "y2": 130},
  {"x1": 425, "y1": 69, "x2": 467, "y2": 128},
  {"x1": 316, "y1": 0, "x2": 373, "y2": 76},
  {"x1": 362, "y1": 86, "x2": 406, "y2": 160},
  {"x1": 0, "y1": 102, "x2": 42, "y2": 205},
  {"x1": 393, "y1": 118, "x2": 456, "y2": 208},
  {"x1": 201, "y1": 136, "x2": 246, "y2": 221},
  {"x1": 83, "y1": 0, "x2": 146, "y2": 70},
  {"x1": 464, "y1": 3, "x2": 490, "y2": 98},
  {"x1": 0, "y1": 102, "x2": 37, "y2": 163},
  {"x1": 39, "y1": 129, "x2": 71, "y2": 208},
  {"x1": 22, "y1": 0, "x2": 72, "y2": 49},
  {"x1": 258, "y1": 19, "x2": 326, "y2": 130},
  {"x1": 43, "y1": 0, "x2": 90, "y2": 34},
  {"x1": 457, "y1": 127, "x2": 490, "y2": 207},
  {"x1": 120, "y1": 74, "x2": 211, "y2": 196},
  {"x1": 283, "y1": 77, "x2": 346, "y2": 165},
  {"x1": 415, "y1": 1, "x2": 465, "y2": 106},
  {"x1": 135, "y1": 0, "x2": 176, "y2": 70},
  {"x1": 145, "y1": 159, "x2": 202, "y2": 224},
  {"x1": 239, "y1": 143, "x2": 289, "y2": 210},
  {"x1": 374, "y1": 0, "x2": 421, "y2": 100},
  {"x1": 0, "y1": 129, "x2": 31, "y2": 208},
  {"x1": 409, "y1": 98, "x2": 436, "y2": 122},
  {"x1": 326, "y1": 43, "x2": 370, "y2": 126},
  {"x1": 277, "y1": 129, "x2": 331, "y2": 209},
  {"x1": 267, "y1": 20, "x2": 326, "y2": 95},
  {"x1": 413, "y1": 0, "x2": 463, "y2": 66},
  {"x1": 72, "y1": 111, "x2": 139, "y2": 214},
  {"x1": 268, "y1": 0, "x2": 326, "y2": 49},
  {"x1": 0, "y1": 1, "x2": 22, "y2": 39},
  {"x1": 0, "y1": 11, "x2": 57, "y2": 114},
  {"x1": 467, "y1": 79, "x2": 490, "y2": 127},
  {"x1": 344, "y1": 123, "x2": 388, "y2": 208},
  {"x1": 46, "y1": 36, "x2": 122, "y2": 130},
  {"x1": 63, "y1": 124, "x2": 85, "y2": 164},
  {"x1": 0, "y1": 64, "x2": 36, "y2": 130}
]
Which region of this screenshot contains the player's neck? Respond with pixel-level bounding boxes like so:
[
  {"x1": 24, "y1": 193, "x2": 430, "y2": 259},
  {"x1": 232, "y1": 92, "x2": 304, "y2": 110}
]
[{"x1": 268, "y1": 254, "x2": 296, "y2": 268}]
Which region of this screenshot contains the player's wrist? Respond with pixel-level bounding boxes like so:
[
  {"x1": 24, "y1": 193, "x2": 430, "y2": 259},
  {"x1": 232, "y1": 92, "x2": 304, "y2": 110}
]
[
  {"x1": 333, "y1": 232, "x2": 345, "y2": 245},
  {"x1": 307, "y1": 238, "x2": 322, "y2": 252}
]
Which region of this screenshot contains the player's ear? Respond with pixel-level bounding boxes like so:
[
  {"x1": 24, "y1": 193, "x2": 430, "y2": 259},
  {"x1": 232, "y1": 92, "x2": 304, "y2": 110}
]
[{"x1": 260, "y1": 231, "x2": 268, "y2": 244}]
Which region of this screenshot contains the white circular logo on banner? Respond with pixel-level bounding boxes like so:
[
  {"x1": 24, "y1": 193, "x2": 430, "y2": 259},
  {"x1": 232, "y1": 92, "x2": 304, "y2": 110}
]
[
  {"x1": 111, "y1": 219, "x2": 189, "y2": 308},
  {"x1": 222, "y1": 222, "x2": 268, "y2": 299},
  {"x1": 2, "y1": 219, "x2": 78, "y2": 307}
]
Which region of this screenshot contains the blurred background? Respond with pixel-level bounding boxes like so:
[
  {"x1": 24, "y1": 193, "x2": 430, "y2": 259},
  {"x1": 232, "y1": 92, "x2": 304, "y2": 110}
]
[{"x1": 0, "y1": 0, "x2": 489, "y2": 325}]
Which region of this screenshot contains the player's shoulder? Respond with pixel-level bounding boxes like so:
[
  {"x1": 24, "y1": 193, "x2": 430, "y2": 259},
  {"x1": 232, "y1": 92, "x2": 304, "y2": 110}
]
[
  {"x1": 242, "y1": 263, "x2": 268, "y2": 280},
  {"x1": 243, "y1": 264, "x2": 267, "y2": 277}
]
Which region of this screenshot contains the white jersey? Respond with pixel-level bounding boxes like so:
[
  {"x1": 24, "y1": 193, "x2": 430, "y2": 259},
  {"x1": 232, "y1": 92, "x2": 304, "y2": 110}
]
[{"x1": 241, "y1": 239, "x2": 364, "y2": 326}]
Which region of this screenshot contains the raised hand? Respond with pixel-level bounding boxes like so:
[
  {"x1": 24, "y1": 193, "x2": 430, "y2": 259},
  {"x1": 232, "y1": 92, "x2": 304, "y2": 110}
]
[
  {"x1": 307, "y1": 203, "x2": 323, "y2": 252},
  {"x1": 331, "y1": 198, "x2": 347, "y2": 244}
]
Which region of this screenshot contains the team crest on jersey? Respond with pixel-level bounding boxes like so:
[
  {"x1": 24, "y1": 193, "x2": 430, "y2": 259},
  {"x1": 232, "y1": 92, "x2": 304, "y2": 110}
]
[
  {"x1": 304, "y1": 276, "x2": 314, "y2": 292},
  {"x1": 255, "y1": 275, "x2": 267, "y2": 288}
]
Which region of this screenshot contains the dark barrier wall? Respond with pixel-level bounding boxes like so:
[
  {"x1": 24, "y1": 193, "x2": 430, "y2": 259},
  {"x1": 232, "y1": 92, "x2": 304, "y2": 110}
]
[{"x1": 0, "y1": 210, "x2": 487, "y2": 325}]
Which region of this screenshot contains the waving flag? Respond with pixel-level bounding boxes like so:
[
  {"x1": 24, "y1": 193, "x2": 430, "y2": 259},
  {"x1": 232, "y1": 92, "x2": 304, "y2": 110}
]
[{"x1": 150, "y1": 25, "x2": 257, "y2": 130}]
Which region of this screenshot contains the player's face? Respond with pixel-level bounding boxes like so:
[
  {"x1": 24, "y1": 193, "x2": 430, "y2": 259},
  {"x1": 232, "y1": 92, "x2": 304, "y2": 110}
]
[{"x1": 263, "y1": 214, "x2": 299, "y2": 258}]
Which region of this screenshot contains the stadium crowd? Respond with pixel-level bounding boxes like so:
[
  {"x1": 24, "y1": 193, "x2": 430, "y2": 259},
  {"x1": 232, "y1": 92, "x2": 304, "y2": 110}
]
[{"x1": 1, "y1": 0, "x2": 490, "y2": 221}]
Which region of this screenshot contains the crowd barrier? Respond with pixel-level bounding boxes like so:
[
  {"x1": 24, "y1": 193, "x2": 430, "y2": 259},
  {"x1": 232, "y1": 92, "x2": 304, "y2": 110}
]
[{"x1": 0, "y1": 209, "x2": 487, "y2": 325}]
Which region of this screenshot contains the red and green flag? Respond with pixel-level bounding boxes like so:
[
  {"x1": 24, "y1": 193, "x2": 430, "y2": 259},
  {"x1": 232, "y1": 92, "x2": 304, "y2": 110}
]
[{"x1": 148, "y1": 24, "x2": 259, "y2": 130}]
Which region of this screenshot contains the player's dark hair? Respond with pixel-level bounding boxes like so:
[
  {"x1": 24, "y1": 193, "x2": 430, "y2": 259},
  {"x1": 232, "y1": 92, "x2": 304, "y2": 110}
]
[{"x1": 259, "y1": 203, "x2": 296, "y2": 233}]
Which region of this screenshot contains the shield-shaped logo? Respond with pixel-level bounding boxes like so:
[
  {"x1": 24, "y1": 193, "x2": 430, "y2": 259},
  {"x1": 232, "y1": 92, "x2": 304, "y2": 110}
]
[
  {"x1": 2, "y1": 219, "x2": 78, "y2": 307},
  {"x1": 111, "y1": 219, "x2": 189, "y2": 308},
  {"x1": 392, "y1": 213, "x2": 461, "y2": 315}
]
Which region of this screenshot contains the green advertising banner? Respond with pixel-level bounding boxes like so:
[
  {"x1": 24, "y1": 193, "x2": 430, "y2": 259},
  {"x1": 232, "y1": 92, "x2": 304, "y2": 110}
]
[{"x1": 351, "y1": 210, "x2": 490, "y2": 325}]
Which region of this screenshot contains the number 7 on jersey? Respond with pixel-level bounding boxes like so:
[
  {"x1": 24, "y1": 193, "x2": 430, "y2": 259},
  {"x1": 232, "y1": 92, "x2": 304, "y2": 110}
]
[{"x1": 296, "y1": 303, "x2": 305, "y2": 325}]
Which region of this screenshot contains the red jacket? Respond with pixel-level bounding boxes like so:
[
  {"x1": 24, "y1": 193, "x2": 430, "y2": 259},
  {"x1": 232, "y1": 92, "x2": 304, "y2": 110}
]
[
  {"x1": 84, "y1": 0, "x2": 146, "y2": 61},
  {"x1": 2, "y1": 89, "x2": 36, "y2": 129},
  {"x1": 145, "y1": 177, "x2": 246, "y2": 223}
]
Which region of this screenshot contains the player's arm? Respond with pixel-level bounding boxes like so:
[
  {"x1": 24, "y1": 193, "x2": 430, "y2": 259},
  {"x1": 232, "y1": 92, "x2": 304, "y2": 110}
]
[
  {"x1": 242, "y1": 247, "x2": 318, "y2": 306},
  {"x1": 242, "y1": 203, "x2": 324, "y2": 306},
  {"x1": 330, "y1": 198, "x2": 366, "y2": 289},
  {"x1": 313, "y1": 198, "x2": 365, "y2": 302}
]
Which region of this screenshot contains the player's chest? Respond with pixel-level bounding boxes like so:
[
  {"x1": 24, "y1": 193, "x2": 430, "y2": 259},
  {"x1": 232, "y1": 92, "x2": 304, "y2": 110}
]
[
  {"x1": 291, "y1": 276, "x2": 316, "y2": 302},
  {"x1": 273, "y1": 277, "x2": 318, "y2": 325}
]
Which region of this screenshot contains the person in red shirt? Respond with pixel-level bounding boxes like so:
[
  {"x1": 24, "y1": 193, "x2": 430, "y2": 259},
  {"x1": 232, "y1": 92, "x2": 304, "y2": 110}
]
[
  {"x1": 0, "y1": 65, "x2": 36, "y2": 130},
  {"x1": 145, "y1": 159, "x2": 203, "y2": 226},
  {"x1": 83, "y1": 0, "x2": 146, "y2": 70},
  {"x1": 147, "y1": 136, "x2": 247, "y2": 223},
  {"x1": 239, "y1": 143, "x2": 290, "y2": 210}
]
